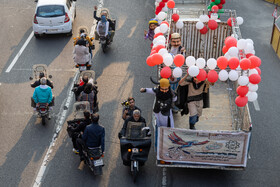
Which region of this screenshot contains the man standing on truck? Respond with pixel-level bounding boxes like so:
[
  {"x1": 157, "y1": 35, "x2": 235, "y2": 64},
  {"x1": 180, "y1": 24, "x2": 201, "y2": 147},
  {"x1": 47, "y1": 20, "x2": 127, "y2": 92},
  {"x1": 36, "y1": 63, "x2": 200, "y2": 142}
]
[{"x1": 179, "y1": 74, "x2": 211, "y2": 130}]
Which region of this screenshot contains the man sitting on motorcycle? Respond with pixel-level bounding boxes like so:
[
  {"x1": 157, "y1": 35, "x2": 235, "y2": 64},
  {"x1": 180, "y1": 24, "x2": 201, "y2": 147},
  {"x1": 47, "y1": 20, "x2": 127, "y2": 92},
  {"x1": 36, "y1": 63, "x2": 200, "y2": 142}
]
[
  {"x1": 73, "y1": 75, "x2": 88, "y2": 101},
  {"x1": 74, "y1": 28, "x2": 95, "y2": 58},
  {"x1": 73, "y1": 39, "x2": 91, "y2": 67},
  {"x1": 76, "y1": 113, "x2": 105, "y2": 161},
  {"x1": 119, "y1": 110, "x2": 146, "y2": 139},
  {"x1": 32, "y1": 77, "x2": 53, "y2": 114},
  {"x1": 31, "y1": 72, "x2": 53, "y2": 89},
  {"x1": 94, "y1": 6, "x2": 115, "y2": 42}
]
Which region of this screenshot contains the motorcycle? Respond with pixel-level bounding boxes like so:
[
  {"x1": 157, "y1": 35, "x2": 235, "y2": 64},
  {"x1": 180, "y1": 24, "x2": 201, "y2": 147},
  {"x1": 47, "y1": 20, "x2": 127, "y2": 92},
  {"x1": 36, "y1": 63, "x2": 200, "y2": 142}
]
[
  {"x1": 75, "y1": 63, "x2": 91, "y2": 72},
  {"x1": 67, "y1": 101, "x2": 103, "y2": 175},
  {"x1": 99, "y1": 35, "x2": 111, "y2": 53},
  {"x1": 119, "y1": 122, "x2": 151, "y2": 183},
  {"x1": 30, "y1": 64, "x2": 53, "y2": 125}
]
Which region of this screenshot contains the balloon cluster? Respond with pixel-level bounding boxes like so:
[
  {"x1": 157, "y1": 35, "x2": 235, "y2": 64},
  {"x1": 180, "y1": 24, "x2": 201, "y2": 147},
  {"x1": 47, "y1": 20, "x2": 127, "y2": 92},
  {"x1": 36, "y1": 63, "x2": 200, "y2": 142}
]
[
  {"x1": 196, "y1": 14, "x2": 218, "y2": 34},
  {"x1": 155, "y1": 0, "x2": 175, "y2": 15},
  {"x1": 208, "y1": 0, "x2": 226, "y2": 16},
  {"x1": 227, "y1": 17, "x2": 244, "y2": 27}
]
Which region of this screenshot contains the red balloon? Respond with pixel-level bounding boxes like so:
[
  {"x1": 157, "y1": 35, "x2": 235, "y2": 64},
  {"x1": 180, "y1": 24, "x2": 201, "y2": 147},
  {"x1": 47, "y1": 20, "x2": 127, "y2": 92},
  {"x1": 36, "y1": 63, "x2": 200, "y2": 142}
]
[
  {"x1": 237, "y1": 86, "x2": 249, "y2": 97},
  {"x1": 212, "y1": 5, "x2": 219, "y2": 13},
  {"x1": 173, "y1": 54, "x2": 185, "y2": 67},
  {"x1": 235, "y1": 96, "x2": 248, "y2": 107},
  {"x1": 227, "y1": 18, "x2": 232, "y2": 27},
  {"x1": 217, "y1": 56, "x2": 228, "y2": 69},
  {"x1": 246, "y1": 53, "x2": 253, "y2": 58},
  {"x1": 167, "y1": 0, "x2": 175, "y2": 9},
  {"x1": 218, "y1": 4, "x2": 223, "y2": 9},
  {"x1": 160, "y1": 66, "x2": 172, "y2": 78},
  {"x1": 221, "y1": 0, "x2": 226, "y2": 4},
  {"x1": 161, "y1": 21, "x2": 169, "y2": 27},
  {"x1": 249, "y1": 56, "x2": 261, "y2": 68},
  {"x1": 172, "y1": 13, "x2": 180, "y2": 22},
  {"x1": 146, "y1": 56, "x2": 155, "y2": 66},
  {"x1": 228, "y1": 57, "x2": 239, "y2": 69},
  {"x1": 155, "y1": 6, "x2": 162, "y2": 15},
  {"x1": 249, "y1": 74, "x2": 261, "y2": 84},
  {"x1": 200, "y1": 26, "x2": 208, "y2": 34},
  {"x1": 159, "y1": 2, "x2": 165, "y2": 8},
  {"x1": 162, "y1": 0, "x2": 168, "y2": 2},
  {"x1": 211, "y1": 0, "x2": 215, "y2": 2},
  {"x1": 196, "y1": 69, "x2": 207, "y2": 81},
  {"x1": 240, "y1": 58, "x2": 251, "y2": 70},
  {"x1": 152, "y1": 53, "x2": 163, "y2": 65},
  {"x1": 222, "y1": 45, "x2": 229, "y2": 54},
  {"x1": 207, "y1": 70, "x2": 218, "y2": 83},
  {"x1": 225, "y1": 36, "x2": 237, "y2": 48},
  {"x1": 208, "y1": 20, "x2": 218, "y2": 30},
  {"x1": 150, "y1": 50, "x2": 157, "y2": 55},
  {"x1": 155, "y1": 45, "x2": 165, "y2": 52},
  {"x1": 154, "y1": 32, "x2": 163, "y2": 39},
  {"x1": 255, "y1": 67, "x2": 261, "y2": 75}
]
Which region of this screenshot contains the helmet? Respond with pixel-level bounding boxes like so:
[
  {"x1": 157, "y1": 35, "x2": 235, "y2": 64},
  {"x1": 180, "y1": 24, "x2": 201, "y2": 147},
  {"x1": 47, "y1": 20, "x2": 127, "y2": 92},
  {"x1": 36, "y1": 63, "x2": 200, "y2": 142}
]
[{"x1": 149, "y1": 18, "x2": 158, "y2": 25}]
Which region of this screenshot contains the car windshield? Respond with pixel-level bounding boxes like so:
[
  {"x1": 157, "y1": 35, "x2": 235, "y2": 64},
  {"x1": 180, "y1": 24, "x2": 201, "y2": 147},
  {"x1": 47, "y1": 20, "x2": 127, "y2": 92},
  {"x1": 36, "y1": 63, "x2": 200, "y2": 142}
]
[{"x1": 37, "y1": 5, "x2": 65, "y2": 17}]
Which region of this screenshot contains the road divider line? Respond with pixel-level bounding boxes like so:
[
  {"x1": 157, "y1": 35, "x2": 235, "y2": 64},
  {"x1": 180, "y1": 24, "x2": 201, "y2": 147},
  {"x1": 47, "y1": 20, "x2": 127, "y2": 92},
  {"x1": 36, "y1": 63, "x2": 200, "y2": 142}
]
[
  {"x1": 6, "y1": 31, "x2": 34, "y2": 73},
  {"x1": 162, "y1": 167, "x2": 167, "y2": 187},
  {"x1": 253, "y1": 100, "x2": 260, "y2": 111},
  {"x1": 33, "y1": 71, "x2": 79, "y2": 187}
]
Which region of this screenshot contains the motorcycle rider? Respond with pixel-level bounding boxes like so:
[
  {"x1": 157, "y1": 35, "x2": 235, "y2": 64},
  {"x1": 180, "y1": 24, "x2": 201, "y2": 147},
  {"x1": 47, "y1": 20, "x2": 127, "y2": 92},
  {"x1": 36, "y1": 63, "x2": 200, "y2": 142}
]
[
  {"x1": 73, "y1": 39, "x2": 91, "y2": 67},
  {"x1": 119, "y1": 109, "x2": 146, "y2": 139},
  {"x1": 69, "y1": 111, "x2": 91, "y2": 154},
  {"x1": 73, "y1": 75, "x2": 89, "y2": 101},
  {"x1": 94, "y1": 6, "x2": 115, "y2": 41},
  {"x1": 76, "y1": 113, "x2": 105, "y2": 162},
  {"x1": 122, "y1": 97, "x2": 141, "y2": 120},
  {"x1": 32, "y1": 77, "x2": 54, "y2": 116},
  {"x1": 31, "y1": 72, "x2": 53, "y2": 89},
  {"x1": 74, "y1": 28, "x2": 95, "y2": 58}
]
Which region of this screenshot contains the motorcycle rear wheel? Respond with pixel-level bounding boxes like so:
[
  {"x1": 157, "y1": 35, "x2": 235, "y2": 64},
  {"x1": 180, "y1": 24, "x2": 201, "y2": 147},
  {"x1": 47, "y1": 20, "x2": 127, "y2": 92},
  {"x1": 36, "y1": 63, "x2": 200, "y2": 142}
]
[
  {"x1": 93, "y1": 166, "x2": 103, "y2": 175},
  {"x1": 42, "y1": 116, "x2": 46, "y2": 126}
]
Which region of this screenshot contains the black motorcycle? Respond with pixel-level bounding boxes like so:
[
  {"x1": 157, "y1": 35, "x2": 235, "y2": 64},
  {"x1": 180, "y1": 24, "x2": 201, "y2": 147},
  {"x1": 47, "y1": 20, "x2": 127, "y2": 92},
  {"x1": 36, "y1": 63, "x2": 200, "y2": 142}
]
[
  {"x1": 99, "y1": 35, "x2": 111, "y2": 53},
  {"x1": 119, "y1": 122, "x2": 151, "y2": 183},
  {"x1": 36, "y1": 103, "x2": 50, "y2": 125},
  {"x1": 82, "y1": 147, "x2": 104, "y2": 175}
]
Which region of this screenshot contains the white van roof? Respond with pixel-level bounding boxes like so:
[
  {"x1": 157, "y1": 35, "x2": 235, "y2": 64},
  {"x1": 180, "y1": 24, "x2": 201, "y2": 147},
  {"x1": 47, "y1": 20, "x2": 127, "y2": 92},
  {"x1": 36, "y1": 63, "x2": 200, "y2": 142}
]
[{"x1": 37, "y1": 0, "x2": 67, "y2": 6}]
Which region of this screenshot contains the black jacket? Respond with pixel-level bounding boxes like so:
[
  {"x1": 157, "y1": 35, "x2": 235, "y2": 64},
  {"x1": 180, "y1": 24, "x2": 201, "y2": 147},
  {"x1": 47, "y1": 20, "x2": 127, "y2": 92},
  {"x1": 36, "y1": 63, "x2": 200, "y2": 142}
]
[
  {"x1": 82, "y1": 122, "x2": 105, "y2": 152},
  {"x1": 31, "y1": 79, "x2": 53, "y2": 89},
  {"x1": 71, "y1": 118, "x2": 91, "y2": 133},
  {"x1": 120, "y1": 116, "x2": 146, "y2": 137}
]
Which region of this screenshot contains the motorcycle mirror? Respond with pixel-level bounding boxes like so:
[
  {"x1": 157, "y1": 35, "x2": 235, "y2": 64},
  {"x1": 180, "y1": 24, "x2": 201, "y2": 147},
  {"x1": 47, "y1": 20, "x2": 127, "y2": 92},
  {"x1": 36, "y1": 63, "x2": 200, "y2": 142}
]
[
  {"x1": 29, "y1": 77, "x2": 33, "y2": 80},
  {"x1": 49, "y1": 75, "x2": 52, "y2": 79},
  {"x1": 94, "y1": 81, "x2": 97, "y2": 85}
]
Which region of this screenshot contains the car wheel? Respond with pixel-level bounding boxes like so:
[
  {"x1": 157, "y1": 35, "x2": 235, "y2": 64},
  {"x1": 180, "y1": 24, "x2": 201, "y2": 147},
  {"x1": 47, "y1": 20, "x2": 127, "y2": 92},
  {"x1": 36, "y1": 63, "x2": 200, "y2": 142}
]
[
  {"x1": 34, "y1": 33, "x2": 40, "y2": 39},
  {"x1": 66, "y1": 30, "x2": 73, "y2": 36}
]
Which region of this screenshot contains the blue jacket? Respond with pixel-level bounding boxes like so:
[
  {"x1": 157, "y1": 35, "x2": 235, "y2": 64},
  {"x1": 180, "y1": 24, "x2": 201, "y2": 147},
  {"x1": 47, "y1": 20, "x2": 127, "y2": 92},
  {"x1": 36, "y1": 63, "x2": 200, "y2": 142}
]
[
  {"x1": 33, "y1": 85, "x2": 53, "y2": 104},
  {"x1": 82, "y1": 122, "x2": 105, "y2": 152}
]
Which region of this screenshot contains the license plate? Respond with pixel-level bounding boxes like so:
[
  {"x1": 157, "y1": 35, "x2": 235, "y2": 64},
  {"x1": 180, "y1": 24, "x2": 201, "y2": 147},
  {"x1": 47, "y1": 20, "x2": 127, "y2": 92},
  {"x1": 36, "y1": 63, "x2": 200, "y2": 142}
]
[
  {"x1": 94, "y1": 158, "x2": 103, "y2": 166},
  {"x1": 79, "y1": 66, "x2": 86, "y2": 71},
  {"x1": 132, "y1": 148, "x2": 139, "y2": 153},
  {"x1": 46, "y1": 29, "x2": 58, "y2": 32}
]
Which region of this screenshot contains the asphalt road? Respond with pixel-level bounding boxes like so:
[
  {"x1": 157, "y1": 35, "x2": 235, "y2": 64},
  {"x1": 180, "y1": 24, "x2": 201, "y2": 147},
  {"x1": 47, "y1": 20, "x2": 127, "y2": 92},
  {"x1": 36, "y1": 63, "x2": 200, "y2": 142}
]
[{"x1": 0, "y1": 0, "x2": 279, "y2": 187}]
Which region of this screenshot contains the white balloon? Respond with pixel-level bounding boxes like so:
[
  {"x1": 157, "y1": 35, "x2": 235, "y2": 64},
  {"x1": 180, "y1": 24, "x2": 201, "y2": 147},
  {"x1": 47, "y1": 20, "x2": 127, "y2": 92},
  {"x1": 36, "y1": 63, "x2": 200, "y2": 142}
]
[
  {"x1": 237, "y1": 39, "x2": 247, "y2": 50},
  {"x1": 173, "y1": 67, "x2": 183, "y2": 78},
  {"x1": 219, "y1": 70, "x2": 229, "y2": 81},
  {"x1": 155, "y1": 2, "x2": 159, "y2": 7},
  {"x1": 248, "y1": 83, "x2": 258, "y2": 92},
  {"x1": 158, "y1": 12, "x2": 167, "y2": 21},
  {"x1": 236, "y1": 17, "x2": 244, "y2": 25},
  {"x1": 252, "y1": 50, "x2": 256, "y2": 55},
  {"x1": 245, "y1": 43, "x2": 254, "y2": 52},
  {"x1": 238, "y1": 76, "x2": 249, "y2": 86},
  {"x1": 224, "y1": 52, "x2": 231, "y2": 60},
  {"x1": 160, "y1": 23, "x2": 169, "y2": 33},
  {"x1": 162, "y1": 5, "x2": 168, "y2": 12},
  {"x1": 229, "y1": 70, "x2": 239, "y2": 81},
  {"x1": 196, "y1": 58, "x2": 206, "y2": 69},
  {"x1": 154, "y1": 27, "x2": 161, "y2": 34},
  {"x1": 211, "y1": 13, "x2": 218, "y2": 20},
  {"x1": 157, "y1": 35, "x2": 166, "y2": 42},
  {"x1": 158, "y1": 48, "x2": 168, "y2": 56},
  {"x1": 186, "y1": 56, "x2": 196, "y2": 67},
  {"x1": 247, "y1": 91, "x2": 258, "y2": 102},
  {"x1": 153, "y1": 38, "x2": 159, "y2": 44},
  {"x1": 245, "y1": 39, "x2": 254, "y2": 45},
  {"x1": 163, "y1": 53, "x2": 173, "y2": 66},
  {"x1": 228, "y1": 47, "x2": 239, "y2": 57},
  {"x1": 188, "y1": 65, "x2": 200, "y2": 77},
  {"x1": 249, "y1": 69, "x2": 258, "y2": 76},
  {"x1": 155, "y1": 39, "x2": 165, "y2": 46},
  {"x1": 207, "y1": 58, "x2": 217, "y2": 70},
  {"x1": 200, "y1": 15, "x2": 209, "y2": 22},
  {"x1": 196, "y1": 21, "x2": 204, "y2": 30},
  {"x1": 176, "y1": 20, "x2": 184, "y2": 29}
]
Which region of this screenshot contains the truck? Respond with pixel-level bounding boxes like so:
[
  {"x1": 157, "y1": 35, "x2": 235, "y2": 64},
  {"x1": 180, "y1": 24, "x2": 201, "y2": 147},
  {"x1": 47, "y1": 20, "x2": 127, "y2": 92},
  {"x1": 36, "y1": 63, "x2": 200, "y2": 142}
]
[{"x1": 153, "y1": 0, "x2": 252, "y2": 170}]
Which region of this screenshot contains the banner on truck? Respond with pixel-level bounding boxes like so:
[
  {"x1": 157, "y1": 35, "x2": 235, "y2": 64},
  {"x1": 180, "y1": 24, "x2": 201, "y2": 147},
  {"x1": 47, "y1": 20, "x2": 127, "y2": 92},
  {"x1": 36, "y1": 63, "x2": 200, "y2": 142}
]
[{"x1": 157, "y1": 127, "x2": 250, "y2": 167}]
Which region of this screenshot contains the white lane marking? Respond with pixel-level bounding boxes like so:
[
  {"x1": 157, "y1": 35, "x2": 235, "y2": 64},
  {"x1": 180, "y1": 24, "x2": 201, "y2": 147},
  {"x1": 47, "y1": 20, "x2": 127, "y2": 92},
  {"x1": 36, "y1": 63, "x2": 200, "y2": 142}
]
[
  {"x1": 253, "y1": 100, "x2": 260, "y2": 111},
  {"x1": 5, "y1": 31, "x2": 34, "y2": 73},
  {"x1": 162, "y1": 167, "x2": 167, "y2": 187},
  {"x1": 33, "y1": 71, "x2": 79, "y2": 187}
]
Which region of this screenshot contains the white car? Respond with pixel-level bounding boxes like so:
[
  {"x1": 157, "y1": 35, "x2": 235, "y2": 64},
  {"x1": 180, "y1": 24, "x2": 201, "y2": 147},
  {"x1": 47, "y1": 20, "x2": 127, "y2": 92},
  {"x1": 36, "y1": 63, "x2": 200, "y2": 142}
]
[{"x1": 33, "y1": 0, "x2": 76, "y2": 38}]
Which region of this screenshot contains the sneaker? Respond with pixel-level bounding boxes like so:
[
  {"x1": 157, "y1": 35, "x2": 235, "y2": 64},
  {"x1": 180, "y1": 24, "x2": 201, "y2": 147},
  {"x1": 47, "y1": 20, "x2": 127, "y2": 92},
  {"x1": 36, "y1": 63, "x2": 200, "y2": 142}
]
[{"x1": 73, "y1": 148, "x2": 79, "y2": 154}]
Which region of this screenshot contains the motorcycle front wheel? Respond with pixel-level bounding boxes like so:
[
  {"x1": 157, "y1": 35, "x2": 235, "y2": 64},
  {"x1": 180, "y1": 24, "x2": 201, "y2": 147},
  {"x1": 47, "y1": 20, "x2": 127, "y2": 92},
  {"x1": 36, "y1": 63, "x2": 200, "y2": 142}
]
[
  {"x1": 132, "y1": 166, "x2": 138, "y2": 183},
  {"x1": 102, "y1": 44, "x2": 106, "y2": 53}
]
